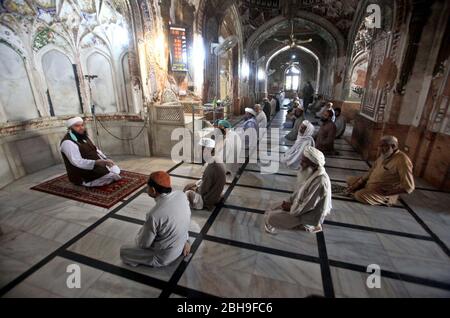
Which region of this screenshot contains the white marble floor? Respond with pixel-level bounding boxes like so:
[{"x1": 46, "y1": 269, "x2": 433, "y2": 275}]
[{"x1": 1, "y1": 110, "x2": 449, "y2": 298}]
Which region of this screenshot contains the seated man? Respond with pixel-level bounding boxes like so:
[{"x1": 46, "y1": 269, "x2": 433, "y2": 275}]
[
  {"x1": 281, "y1": 120, "x2": 315, "y2": 170},
  {"x1": 283, "y1": 101, "x2": 300, "y2": 129},
  {"x1": 315, "y1": 109, "x2": 336, "y2": 155},
  {"x1": 346, "y1": 135, "x2": 415, "y2": 206},
  {"x1": 120, "y1": 171, "x2": 191, "y2": 267},
  {"x1": 285, "y1": 106, "x2": 305, "y2": 141},
  {"x1": 254, "y1": 103, "x2": 267, "y2": 129},
  {"x1": 310, "y1": 94, "x2": 325, "y2": 115},
  {"x1": 316, "y1": 102, "x2": 335, "y2": 122},
  {"x1": 334, "y1": 107, "x2": 346, "y2": 139},
  {"x1": 264, "y1": 146, "x2": 332, "y2": 233},
  {"x1": 60, "y1": 117, "x2": 121, "y2": 187},
  {"x1": 184, "y1": 138, "x2": 226, "y2": 210}
]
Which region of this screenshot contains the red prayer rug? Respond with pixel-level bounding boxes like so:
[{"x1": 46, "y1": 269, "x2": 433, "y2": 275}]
[{"x1": 31, "y1": 170, "x2": 148, "y2": 208}]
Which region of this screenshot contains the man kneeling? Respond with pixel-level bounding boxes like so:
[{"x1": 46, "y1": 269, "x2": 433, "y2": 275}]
[
  {"x1": 184, "y1": 138, "x2": 226, "y2": 210},
  {"x1": 264, "y1": 146, "x2": 332, "y2": 234},
  {"x1": 120, "y1": 171, "x2": 191, "y2": 267},
  {"x1": 60, "y1": 117, "x2": 121, "y2": 187}
]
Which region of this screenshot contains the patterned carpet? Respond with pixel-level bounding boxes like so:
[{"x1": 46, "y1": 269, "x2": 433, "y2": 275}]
[{"x1": 31, "y1": 170, "x2": 148, "y2": 208}]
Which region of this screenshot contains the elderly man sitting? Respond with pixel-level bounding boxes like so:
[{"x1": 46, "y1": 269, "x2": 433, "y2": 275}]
[
  {"x1": 264, "y1": 146, "x2": 332, "y2": 234},
  {"x1": 281, "y1": 120, "x2": 315, "y2": 170},
  {"x1": 285, "y1": 106, "x2": 305, "y2": 141},
  {"x1": 254, "y1": 104, "x2": 267, "y2": 129},
  {"x1": 60, "y1": 117, "x2": 121, "y2": 187},
  {"x1": 184, "y1": 138, "x2": 226, "y2": 210},
  {"x1": 346, "y1": 135, "x2": 415, "y2": 206}
]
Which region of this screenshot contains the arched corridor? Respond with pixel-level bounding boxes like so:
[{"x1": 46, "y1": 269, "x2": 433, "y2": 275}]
[{"x1": 0, "y1": 0, "x2": 449, "y2": 299}]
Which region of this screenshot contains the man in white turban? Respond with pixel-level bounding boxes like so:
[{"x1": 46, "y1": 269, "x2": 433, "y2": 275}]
[
  {"x1": 60, "y1": 117, "x2": 121, "y2": 187},
  {"x1": 281, "y1": 120, "x2": 315, "y2": 170},
  {"x1": 254, "y1": 104, "x2": 267, "y2": 129},
  {"x1": 264, "y1": 146, "x2": 332, "y2": 233}
]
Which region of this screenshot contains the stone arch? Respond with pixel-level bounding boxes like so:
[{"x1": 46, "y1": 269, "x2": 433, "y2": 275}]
[
  {"x1": 0, "y1": 42, "x2": 38, "y2": 122},
  {"x1": 265, "y1": 45, "x2": 321, "y2": 94},
  {"x1": 40, "y1": 48, "x2": 82, "y2": 116},
  {"x1": 83, "y1": 50, "x2": 118, "y2": 113}
]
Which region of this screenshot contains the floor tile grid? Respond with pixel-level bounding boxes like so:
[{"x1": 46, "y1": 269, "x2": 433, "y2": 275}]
[
  {"x1": 210, "y1": 204, "x2": 450, "y2": 292},
  {"x1": 157, "y1": 114, "x2": 286, "y2": 297},
  {"x1": 0, "y1": 106, "x2": 276, "y2": 298},
  {"x1": 0, "y1": 161, "x2": 185, "y2": 297},
  {"x1": 362, "y1": 160, "x2": 450, "y2": 258},
  {"x1": 229, "y1": 111, "x2": 450, "y2": 291},
  {"x1": 265, "y1": 111, "x2": 450, "y2": 290},
  {"x1": 5, "y1": 112, "x2": 448, "y2": 298}
]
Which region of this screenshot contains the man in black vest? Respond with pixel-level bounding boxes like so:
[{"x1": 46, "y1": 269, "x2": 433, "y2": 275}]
[{"x1": 60, "y1": 117, "x2": 121, "y2": 187}]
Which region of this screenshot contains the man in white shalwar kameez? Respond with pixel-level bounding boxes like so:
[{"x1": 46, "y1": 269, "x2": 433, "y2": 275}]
[
  {"x1": 215, "y1": 119, "x2": 242, "y2": 175},
  {"x1": 60, "y1": 117, "x2": 121, "y2": 187},
  {"x1": 281, "y1": 120, "x2": 315, "y2": 170},
  {"x1": 120, "y1": 171, "x2": 191, "y2": 267},
  {"x1": 254, "y1": 104, "x2": 267, "y2": 129},
  {"x1": 264, "y1": 146, "x2": 332, "y2": 233}
]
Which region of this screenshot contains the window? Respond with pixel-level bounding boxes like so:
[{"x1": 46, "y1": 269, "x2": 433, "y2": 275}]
[{"x1": 285, "y1": 65, "x2": 300, "y2": 91}]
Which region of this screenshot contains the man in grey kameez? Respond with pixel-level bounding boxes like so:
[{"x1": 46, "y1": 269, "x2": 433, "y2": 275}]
[{"x1": 120, "y1": 171, "x2": 191, "y2": 267}]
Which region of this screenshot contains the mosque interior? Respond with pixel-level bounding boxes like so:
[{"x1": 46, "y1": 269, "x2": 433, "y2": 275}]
[{"x1": 0, "y1": 0, "x2": 449, "y2": 298}]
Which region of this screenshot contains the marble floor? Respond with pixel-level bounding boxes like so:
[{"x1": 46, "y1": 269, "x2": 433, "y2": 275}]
[{"x1": 1, "y1": 110, "x2": 449, "y2": 298}]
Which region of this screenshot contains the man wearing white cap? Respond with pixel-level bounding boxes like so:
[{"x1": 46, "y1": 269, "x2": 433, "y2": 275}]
[
  {"x1": 60, "y1": 117, "x2": 121, "y2": 187},
  {"x1": 183, "y1": 138, "x2": 226, "y2": 210},
  {"x1": 254, "y1": 104, "x2": 267, "y2": 129},
  {"x1": 264, "y1": 146, "x2": 332, "y2": 233}
]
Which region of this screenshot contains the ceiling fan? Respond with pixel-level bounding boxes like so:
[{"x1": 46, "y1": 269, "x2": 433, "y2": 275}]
[{"x1": 273, "y1": 20, "x2": 312, "y2": 48}]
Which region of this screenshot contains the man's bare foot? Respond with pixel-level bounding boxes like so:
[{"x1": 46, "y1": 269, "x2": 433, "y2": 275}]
[
  {"x1": 264, "y1": 223, "x2": 277, "y2": 234},
  {"x1": 304, "y1": 224, "x2": 322, "y2": 233},
  {"x1": 183, "y1": 242, "x2": 191, "y2": 256}
]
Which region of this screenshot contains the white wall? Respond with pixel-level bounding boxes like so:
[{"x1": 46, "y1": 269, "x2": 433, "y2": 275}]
[{"x1": 0, "y1": 44, "x2": 38, "y2": 122}]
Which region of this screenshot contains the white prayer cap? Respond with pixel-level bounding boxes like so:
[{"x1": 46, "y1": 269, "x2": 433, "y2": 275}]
[
  {"x1": 199, "y1": 137, "x2": 215, "y2": 148},
  {"x1": 303, "y1": 146, "x2": 325, "y2": 167},
  {"x1": 245, "y1": 107, "x2": 256, "y2": 117},
  {"x1": 66, "y1": 117, "x2": 83, "y2": 128}
]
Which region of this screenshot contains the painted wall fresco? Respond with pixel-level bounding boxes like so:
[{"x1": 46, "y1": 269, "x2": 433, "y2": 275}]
[{"x1": 0, "y1": 0, "x2": 135, "y2": 123}]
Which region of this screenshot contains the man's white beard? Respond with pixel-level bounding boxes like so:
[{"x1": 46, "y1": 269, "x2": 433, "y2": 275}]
[
  {"x1": 381, "y1": 148, "x2": 394, "y2": 160},
  {"x1": 297, "y1": 166, "x2": 314, "y2": 184}
]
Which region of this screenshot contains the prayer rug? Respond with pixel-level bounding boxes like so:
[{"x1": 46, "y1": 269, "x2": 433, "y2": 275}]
[{"x1": 31, "y1": 170, "x2": 148, "y2": 208}]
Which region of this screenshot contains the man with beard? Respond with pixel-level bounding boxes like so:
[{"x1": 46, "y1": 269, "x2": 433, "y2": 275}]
[
  {"x1": 345, "y1": 136, "x2": 415, "y2": 205},
  {"x1": 60, "y1": 117, "x2": 121, "y2": 186},
  {"x1": 315, "y1": 109, "x2": 336, "y2": 154},
  {"x1": 264, "y1": 146, "x2": 332, "y2": 234},
  {"x1": 285, "y1": 106, "x2": 305, "y2": 141},
  {"x1": 281, "y1": 120, "x2": 315, "y2": 170}
]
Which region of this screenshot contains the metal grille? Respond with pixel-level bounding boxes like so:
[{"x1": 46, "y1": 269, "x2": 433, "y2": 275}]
[{"x1": 156, "y1": 107, "x2": 183, "y2": 122}]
